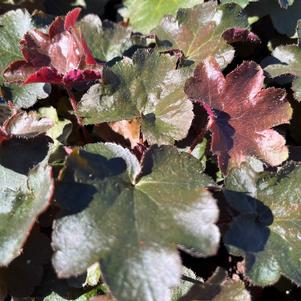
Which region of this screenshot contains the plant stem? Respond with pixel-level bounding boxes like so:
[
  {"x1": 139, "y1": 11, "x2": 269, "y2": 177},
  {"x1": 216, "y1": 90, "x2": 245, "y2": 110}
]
[
  {"x1": 66, "y1": 86, "x2": 91, "y2": 142},
  {"x1": 181, "y1": 275, "x2": 204, "y2": 285}
]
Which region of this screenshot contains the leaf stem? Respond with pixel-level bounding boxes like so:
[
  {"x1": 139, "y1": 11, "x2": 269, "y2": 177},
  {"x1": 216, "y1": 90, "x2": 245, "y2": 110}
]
[
  {"x1": 181, "y1": 275, "x2": 204, "y2": 285},
  {"x1": 66, "y1": 86, "x2": 91, "y2": 142}
]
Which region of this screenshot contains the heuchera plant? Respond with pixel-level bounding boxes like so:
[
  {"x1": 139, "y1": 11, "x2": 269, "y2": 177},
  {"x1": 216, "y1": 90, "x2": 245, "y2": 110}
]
[
  {"x1": 0, "y1": 1, "x2": 300, "y2": 301},
  {"x1": 3, "y1": 8, "x2": 101, "y2": 86}
]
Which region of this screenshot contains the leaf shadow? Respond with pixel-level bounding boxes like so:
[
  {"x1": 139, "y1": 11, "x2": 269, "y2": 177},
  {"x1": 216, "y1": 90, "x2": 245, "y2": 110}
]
[
  {"x1": 0, "y1": 136, "x2": 50, "y2": 175},
  {"x1": 212, "y1": 110, "x2": 235, "y2": 174},
  {"x1": 223, "y1": 190, "x2": 274, "y2": 253},
  {"x1": 56, "y1": 151, "x2": 127, "y2": 215}
]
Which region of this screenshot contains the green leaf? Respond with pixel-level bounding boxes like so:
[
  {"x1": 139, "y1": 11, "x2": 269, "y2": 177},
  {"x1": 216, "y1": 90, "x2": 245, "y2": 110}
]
[
  {"x1": 246, "y1": 0, "x2": 301, "y2": 37},
  {"x1": 224, "y1": 161, "x2": 301, "y2": 286},
  {"x1": 83, "y1": 262, "x2": 101, "y2": 287},
  {"x1": 52, "y1": 143, "x2": 220, "y2": 301},
  {"x1": 80, "y1": 15, "x2": 133, "y2": 62},
  {"x1": 0, "y1": 9, "x2": 50, "y2": 108},
  {"x1": 171, "y1": 267, "x2": 201, "y2": 301},
  {"x1": 119, "y1": 0, "x2": 202, "y2": 34},
  {"x1": 0, "y1": 162, "x2": 53, "y2": 266},
  {"x1": 4, "y1": 82, "x2": 51, "y2": 109},
  {"x1": 44, "y1": 288, "x2": 101, "y2": 301},
  {"x1": 0, "y1": 9, "x2": 30, "y2": 85},
  {"x1": 78, "y1": 50, "x2": 194, "y2": 145},
  {"x1": 221, "y1": 0, "x2": 252, "y2": 8},
  {"x1": 38, "y1": 107, "x2": 72, "y2": 145},
  {"x1": 264, "y1": 23, "x2": 301, "y2": 102},
  {"x1": 152, "y1": 2, "x2": 248, "y2": 67}
]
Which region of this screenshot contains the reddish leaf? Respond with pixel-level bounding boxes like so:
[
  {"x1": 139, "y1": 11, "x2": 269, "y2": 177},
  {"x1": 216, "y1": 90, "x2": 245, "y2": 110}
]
[
  {"x1": 63, "y1": 69, "x2": 101, "y2": 85},
  {"x1": 0, "y1": 129, "x2": 8, "y2": 144},
  {"x1": 3, "y1": 8, "x2": 101, "y2": 87},
  {"x1": 109, "y1": 119, "x2": 141, "y2": 148},
  {"x1": 222, "y1": 28, "x2": 260, "y2": 44},
  {"x1": 24, "y1": 67, "x2": 63, "y2": 85},
  {"x1": 185, "y1": 57, "x2": 292, "y2": 173},
  {"x1": 64, "y1": 7, "x2": 81, "y2": 31}
]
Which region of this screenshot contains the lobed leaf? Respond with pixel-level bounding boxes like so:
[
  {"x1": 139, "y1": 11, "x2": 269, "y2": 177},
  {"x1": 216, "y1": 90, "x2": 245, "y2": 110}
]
[
  {"x1": 119, "y1": 0, "x2": 202, "y2": 34},
  {"x1": 224, "y1": 161, "x2": 301, "y2": 286},
  {"x1": 52, "y1": 143, "x2": 220, "y2": 301},
  {"x1": 152, "y1": 2, "x2": 249, "y2": 68},
  {"x1": 78, "y1": 50, "x2": 194, "y2": 145},
  {"x1": 185, "y1": 56, "x2": 292, "y2": 173},
  {"x1": 3, "y1": 8, "x2": 101, "y2": 87}
]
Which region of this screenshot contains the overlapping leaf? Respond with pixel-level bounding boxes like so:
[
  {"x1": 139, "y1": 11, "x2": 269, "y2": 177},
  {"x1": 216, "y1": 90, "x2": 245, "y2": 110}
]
[
  {"x1": 78, "y1": 50, "x2": 194, "y2": 145},
  {"x1": 119, "y1": 0, "x2": 202, "y2": 34},
  {"x1": 38, "y1": 107, "x2": 72, "y2": 148},
  {"x1": 3, "y1": 8, "x2": 101, "y2": 87},
  {"x1": 0, "y1": 161, "x2": 53, "y2": 266},
  {"x1": 224, "y1": 160, "x2": 301, "y2": 286},
  {"x1": 52, "y1": 143, "x2": 220, "y2": 301},
  {"x1": 80, "y1": 14, "x2": 133, "y2": 62},
  {"x1": 3, "y1": 110, "x2": 53, "y2": 138},
  {"x1": 265, "y1": 20, "x2": 301, "y2": 102},
  {"x1": 44, "y1": 288, "x2": 101, "y2": 301},
  {"x1": 0, "y1": 9, "x2": 50, "y2": 108},
  {"x1": 184, "y1": 56, "x2": 292, "y2": 173},
  {"x1": 152, "y1": 2, "x2": 250, "y2": 68}
]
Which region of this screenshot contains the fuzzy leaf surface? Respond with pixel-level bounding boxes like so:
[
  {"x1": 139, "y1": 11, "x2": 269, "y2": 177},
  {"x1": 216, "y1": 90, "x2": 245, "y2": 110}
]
[
  {"x1": 0, "y1": 162, "x2": 53, "y2": 266},
  {"x1": 0, "y1": 9, "x2": 50, "y2": 107},
  {"x1": 52, "y1": 143, "x2": 220, "y2": 301},
  {"x1": 224, "y1": 161, "x2": 301, "y2": 286},
  {"x1": 119, "y1": 0, "x2": 202, "y2": 34},
  {"x1": 78, "y1": 50, "x2": 193, "y2": 145},
  {"x1": 184, "y1": 57, "x2": 292, "y2": 173},
  {"x1": 152, "y1": 2, "x2": 248, "y2": 68}
]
